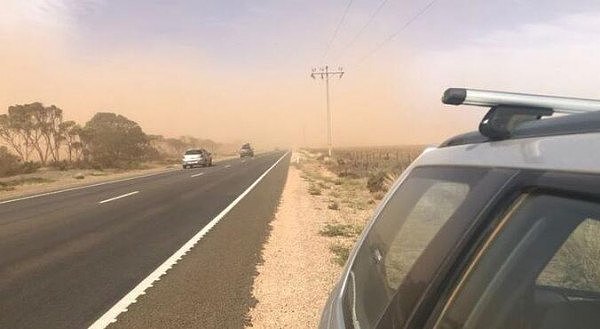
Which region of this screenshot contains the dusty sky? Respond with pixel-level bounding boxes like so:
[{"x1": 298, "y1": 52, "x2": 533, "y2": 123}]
[{"x1": 2, "y1": 0, "x2": 600, "y2": 148}]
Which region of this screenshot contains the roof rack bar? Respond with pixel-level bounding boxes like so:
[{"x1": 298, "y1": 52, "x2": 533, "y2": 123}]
[{"x1": 443, "y1": 88, "x2": 600, "y2": 114}]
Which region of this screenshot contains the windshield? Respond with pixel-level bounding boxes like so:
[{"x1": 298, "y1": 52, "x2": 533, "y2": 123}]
[{"x1": 185, "y1": 150, "x2": 202, "y2": 155}]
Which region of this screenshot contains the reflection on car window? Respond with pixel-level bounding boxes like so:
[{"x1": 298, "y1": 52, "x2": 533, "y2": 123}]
[
  {"x1": 385, "y1": 182, "x2": 469, "y2": 290},
  {"x1": 537, "y1": 218, "x2": 600, "y2": 293}
]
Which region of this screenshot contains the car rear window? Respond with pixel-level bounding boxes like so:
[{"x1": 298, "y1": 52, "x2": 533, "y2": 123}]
[
  {"x1": 342, "y1": 166, "x2": 513, "y2": 329},
  {"x1": 185, "y1": 150, "x2": 202, "y2": 155}
]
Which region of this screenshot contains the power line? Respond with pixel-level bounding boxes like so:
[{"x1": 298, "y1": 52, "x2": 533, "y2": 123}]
[
  {"x1": 322, "y1": 0, "x2": 354, "y2": 61},
  {"x1": 355, "y1": 0, "x2": 439, "y2": 64},
  {"x1": 333, "y1": 0, "x2": 389, "y2": 62}
]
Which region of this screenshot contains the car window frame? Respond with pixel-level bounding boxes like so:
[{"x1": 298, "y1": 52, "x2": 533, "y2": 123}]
[{"x1": 421, "y1": 169, "x2": 600, "y2": 329}]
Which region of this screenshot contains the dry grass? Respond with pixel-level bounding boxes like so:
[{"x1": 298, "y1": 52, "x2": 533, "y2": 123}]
[
  {"x1": 0, "y1": 177, "x2": 56, "y2": 191},
  {"x1": 320, "y1": 223, "x2": 362, "y2": 238},
  {"x1": 329, "y1": 242, "x2": 352, "y2": 266},
  {"x1": 297, "y1": 146, "x2": 424, "y2": 266}
]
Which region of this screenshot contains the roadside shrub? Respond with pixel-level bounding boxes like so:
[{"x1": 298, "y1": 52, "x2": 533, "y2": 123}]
[
  {"x1": 0, "y1": 146, "x2": 21, "y2": 177},
  {"x1": 0, "y1": 177, "x2": 55, "y2": 191},
  {"x1": 308, "y1": 184, "x2": 322, "y2": 195},
  {"x1": 373, "y1": 191, "x2": 386, "y2": 200},
  {"x1": 21, "y1": 161, "x2": 41, "y2": 174},
  {"x1": 328, "y1": 201, "x2": 340, "y2": 210},
  {"x1": 367, "y1": 171, "x2": 387, "y2": 192},
  {"x1": 320, "y1": 223, "x2": 361, "y2": 237},
  {"x1": 330, "y1": 242, "x2": 351, "y2": 266},
  {"x1": 82, "y1": 112, "x2": 153, "y2": 168},
  {"x1": 50, "y1": 160, "x2": 70, "y2": 171},
  {"x1": 337, "y1": 170, "x2": 360, "y2": 179}
]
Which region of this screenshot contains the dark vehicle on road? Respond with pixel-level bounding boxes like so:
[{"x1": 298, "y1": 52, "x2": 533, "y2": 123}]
[
  {"x1": 319, "y1": 88, "x2": 600, "y2": 329},
  {"x1": 182, "y1": 148, "x2": 212, "y2": 168},
  {"x1": 239, "y1": 143, "x2": 254, "y2": 158}
]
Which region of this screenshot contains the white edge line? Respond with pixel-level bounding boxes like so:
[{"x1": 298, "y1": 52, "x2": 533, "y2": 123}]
[
  {"x1": 98, "y1": 191, "x2": 140, "y2": 204},
  {"x1": 0, "y1": 169, "x2": 176, "y2": 205},
  {"x1": 190, "y1": 172, "x2": 204, "y2": 178},
  {"x1": 88, "y1": 151, "x2": 289, "y2": 329}
]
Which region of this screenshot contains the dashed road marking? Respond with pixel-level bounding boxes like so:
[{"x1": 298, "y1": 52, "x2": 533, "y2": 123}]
[
  {"x1": 190, "y1": 172, "x2": 204, "y2": 178},
  {"x1": 224, "y1": 164, "x2": 231, "y2": 168},
  {"x1": 98, "y1": 191, "x2": 140, "y2": 204}
]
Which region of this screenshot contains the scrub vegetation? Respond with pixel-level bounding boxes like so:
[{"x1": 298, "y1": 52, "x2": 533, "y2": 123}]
[
  {"x1": 297, "y1": 146, "x2": 426, "y2": 266},
  {"x1": 0, "y1": 177, "x2": 55, "y2": 191}
]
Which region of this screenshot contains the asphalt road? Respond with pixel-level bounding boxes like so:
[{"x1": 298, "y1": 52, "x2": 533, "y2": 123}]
[{"x1": 0, "y1": 151, "x2": 289, "y2": 329}]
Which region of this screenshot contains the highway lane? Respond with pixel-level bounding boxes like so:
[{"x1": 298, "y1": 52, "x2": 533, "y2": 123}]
[{"x1": 0, "y1": 151, "x2": 288, "y2": 329}]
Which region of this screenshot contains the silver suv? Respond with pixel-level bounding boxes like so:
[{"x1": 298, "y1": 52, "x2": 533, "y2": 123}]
[{"x1": 320, "y1": 88, "x2": 600, "y2": 329}]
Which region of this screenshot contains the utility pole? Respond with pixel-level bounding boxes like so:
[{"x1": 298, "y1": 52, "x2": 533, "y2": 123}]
[{"x1": 311, "y1": 65, "x2": 344, "y2": 157}]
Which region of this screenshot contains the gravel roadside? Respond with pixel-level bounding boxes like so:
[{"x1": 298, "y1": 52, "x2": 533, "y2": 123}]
[{"x1": 245, "y1": 164, "x2": 341, "y2": 328}]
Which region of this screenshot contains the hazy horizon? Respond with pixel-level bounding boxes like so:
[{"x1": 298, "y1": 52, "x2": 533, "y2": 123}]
[{"x1": 2, "y1": 0, "x2": 600, "y2": 149}]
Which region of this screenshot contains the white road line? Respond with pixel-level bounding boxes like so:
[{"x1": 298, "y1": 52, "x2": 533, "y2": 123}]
[
  {"x1": 190, "y1": 172, "x2": 204, "y2": 178},
  {"x1": 0, "y1": 169, "x2": 177, "y2": 206},
  {"x1": 241, "y1": 160, "x2": 246, "y2": 163},
  {"x1": 224, "y1": 164, "x2": 232, "y2": 168},
  {"x1": 98, "y1": 191, "x2": 140, "y2": 204},
  {"x1": 88, "y1": 151, "x2": 289, "y2": 329}
]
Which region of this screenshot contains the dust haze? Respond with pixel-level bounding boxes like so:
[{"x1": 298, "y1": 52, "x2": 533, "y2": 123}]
[{"x1": 2, "y1": 1, "x2": 600, "y2": 149}]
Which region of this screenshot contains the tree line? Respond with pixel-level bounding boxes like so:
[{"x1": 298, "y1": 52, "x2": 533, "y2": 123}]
[{"x1": 0, "y1": 102, "x2": 223, "y2": 176}]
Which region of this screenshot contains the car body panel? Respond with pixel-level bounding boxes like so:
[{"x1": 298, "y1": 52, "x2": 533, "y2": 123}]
[{"x1": 420, "y1": 132, "x2": 600, "y2": 174}]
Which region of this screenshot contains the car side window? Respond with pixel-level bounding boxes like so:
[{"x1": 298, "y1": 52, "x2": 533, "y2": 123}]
[
  {"x1": 433, "y1": 193, "x2": 600, "y2": 329},
  {"x1": 342, "y1": 167, "x2": 514, "y2": 329},
  {"x1": 537, "y1": 219, "x2": 600, "y2": 293},
  {"x1": 384, "y1": 182, "x2": 469, "y2": 290}
]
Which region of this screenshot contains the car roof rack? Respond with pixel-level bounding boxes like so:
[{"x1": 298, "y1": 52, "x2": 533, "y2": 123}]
[{"x1": 442, "y1": 88, "x2": 600, "y2": 140}]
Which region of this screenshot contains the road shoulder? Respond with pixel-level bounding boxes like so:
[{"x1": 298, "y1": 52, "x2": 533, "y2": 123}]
[{"x1": 245, "y1": 164, "x2": 341, "y2": 328}]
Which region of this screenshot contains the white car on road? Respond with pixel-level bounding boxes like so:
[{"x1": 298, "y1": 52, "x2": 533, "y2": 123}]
[{"x1": 182, "y1": 149, "x2": 213, "y2": 169}]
